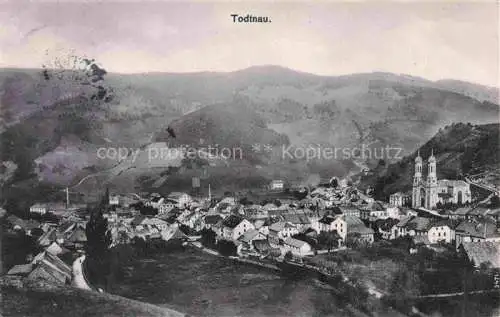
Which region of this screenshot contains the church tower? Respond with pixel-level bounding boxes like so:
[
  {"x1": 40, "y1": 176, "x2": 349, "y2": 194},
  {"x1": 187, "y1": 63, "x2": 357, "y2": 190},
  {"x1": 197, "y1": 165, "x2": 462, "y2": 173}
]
[
  {"x1": 412, "y1": 150, "x2": 423, "y2": 208},
  {"x1": 426, "y1": 149, "x2": 438, "y2": 209}
]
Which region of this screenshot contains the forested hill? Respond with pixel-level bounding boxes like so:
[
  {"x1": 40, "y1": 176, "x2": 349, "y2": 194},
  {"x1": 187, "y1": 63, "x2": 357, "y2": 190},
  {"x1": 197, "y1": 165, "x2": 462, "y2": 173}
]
[{"x1": 360, "y1": 123, "x2": 499, "y2": 201}]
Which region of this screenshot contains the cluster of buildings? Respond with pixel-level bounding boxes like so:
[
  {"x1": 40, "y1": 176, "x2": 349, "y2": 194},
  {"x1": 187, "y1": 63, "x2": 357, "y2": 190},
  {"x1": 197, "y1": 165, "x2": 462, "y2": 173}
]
[
  {"x1": 4, "y1": 153, "x2": 500, "y2": 284},
  {"x1": 4, "y1": 211, "x2": 87, "y2": 285}
]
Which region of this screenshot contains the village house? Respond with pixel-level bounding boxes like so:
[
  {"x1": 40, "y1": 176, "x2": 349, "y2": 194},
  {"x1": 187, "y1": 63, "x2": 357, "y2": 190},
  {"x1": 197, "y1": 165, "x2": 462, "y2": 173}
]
[
  {"x1": 143, "y1": 217, "x2": 170, "y2": 232},
  {"x1": 229, "y1": 204, "x2": 245, "y2": 215},
  {"x1": 407, "y1": 217, "x2": 432, "y2": 237},
  {"x1": 6, "y1": 215, "x2": 40, "y2": 235},
  {"x1": 244, "y1": 205, "x2": 268, "y2": 220},
  {"x1": 360, "y1": 201, "x2": 387, "y2": 220},
  {"x1": 446, "y1": 207, "x2": 471, "y2": 220},
  {"x1": 253, "y1": 239, "x2": 281, "y2": 258},
  {"x1": 202, "y1": 214, "x2": 224, "y2": 230},
  {"x1": 109, "y1": 195, "x2": 121, "y2": 206},
  {"x1": 215, "y1": 202, "x2": 233, "y2": 214},
  {"x1": 46, "y1": 241, "x2": 70, "y2": 257},
  {"x1": 7, "y1": 263, "x2": 34, "y2": 277},
  {"x1": 455, "y1": 219, "x2": 500, "y2": 249},
  {"x1": 146, "y1": 196, "x2": 165, "y2": 209},
  {"x1": 186, "y1": 212, "x2": 204, "y2": 231},
  {"x1": 64, "y1": 226, "x2": 87, "y2": 250},
  {"x1": 37, "y1": 228, "x2": 59, "y2": 247},
  {"x1": 390, "y1": 216, "x2": 443, "y2": 244},
  {"x1": 385, "y1": 206, "x2": 402, "y2": 219},
  {"x1": 427, "y1": 220, "x2": 455, "y2": 244},
  {"x1": 158, "y1": 199, "x2": 177, "y2": 215},
  {"x1": 375, "y1": 218, "x2": 400, "y2": 240},
  {"x1": 309, "y1": 196, "x2": 328, "y2": 209},
  {"x1": 278, "y1": 199, "x2": 299, "y2": 207},
  {"x1": 268, "y1": 221, "x2": 299, "y2": 245},
  {"x1": 104, "y1": 211, "x2": 118, "y2": 224},
  {"x1": 339, "y1": 206, "x2": 361, "y2": 218},
  {"x1": 29, "y1": 203, "x2": 64, "y2": 215},
  {"x1": 391, "y1": 216, "x2": 415, "y2": 239},
  {"x1": 237, "y1": 229, "x2": 267, "y2": 253},
  {"x1": 487, "y1": 207, "x2": 500, "y2": 223},
  {"x1": 130, "y1": 215, "x2": 170, "y2": 236},
  {"x1": 400, "y1": 207, "x2": 419, "y2": 217},
  {"x1": 344, "y1": 215, "x2": 374, "y2": 243},
  {"x1": 262, "y1": 202, "x2": 280, "y2": 212},
  {"x1": 220, "y1": 214, "x2": 254, "y2": 241},
  {"x1": 467, "y1": 206, "x2": 492, "y2": 219},
  {"x1": 28, "y1": 251, "x2": 73, "y2": 285},
  {"x1": 389, "y1": 192, "x2": 411, "y2": 207},
  {"x1": 459, "y1": 241, "x2": 500, "y2": 269},
  {"x1": 281, "y1": 213, "x2": 312, "y2": 232},
  {"x1": 298, "y1": 198, "x2": 314, "y2": 209},
  {"x1": 212, "y1": 220, "x2": 224, "y2": 237},
  {"x1": 167, "y1": 192, "x2": 193, "y2": 209},
  {"x1": 253, "y1": 218, "x2": 270, "y2": 235},
  {"x1": 178, "y1": 210, "x2": 196, "y2": 228},
  {"x1": 283, "y1": 237, "x2": 313, "y2": 257},
  {"x1": 318, "y1": 215, "x2": 347, "y2": 240},
  {"x1": 269, "y1": 180, "x2": 285, "y2": 191},
  {"x1": 217, "y1": 196, "x2": 238, "y2": 207},
  {"x1": 29, "y1": 203, "x2": 86, "y2": 216}
]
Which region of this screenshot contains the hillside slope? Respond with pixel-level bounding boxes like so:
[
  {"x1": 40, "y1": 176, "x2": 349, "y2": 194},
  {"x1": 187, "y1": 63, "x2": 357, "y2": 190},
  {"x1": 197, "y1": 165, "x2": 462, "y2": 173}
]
[
  {"x1": 1, "y1": 66, "x2": 498, "y2": 203},
  {"x1": 0, "y1": 276, "x2": 187, "y2": 317},
  {"x1": 360, "y1": 123, "x2": 500, "y2": 200}
]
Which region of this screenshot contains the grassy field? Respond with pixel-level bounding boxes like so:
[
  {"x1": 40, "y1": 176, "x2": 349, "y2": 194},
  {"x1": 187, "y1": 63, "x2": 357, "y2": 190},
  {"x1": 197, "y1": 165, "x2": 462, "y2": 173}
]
[{"x1": 109, "y1": 248, "x2": 389, "y2": 317}]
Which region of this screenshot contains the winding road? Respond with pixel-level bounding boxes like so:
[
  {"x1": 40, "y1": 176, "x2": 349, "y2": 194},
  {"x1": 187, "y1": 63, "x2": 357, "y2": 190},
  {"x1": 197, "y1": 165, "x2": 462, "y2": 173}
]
[{"x1": 71, "y1": 255, "x2": 92, "y2": 291}]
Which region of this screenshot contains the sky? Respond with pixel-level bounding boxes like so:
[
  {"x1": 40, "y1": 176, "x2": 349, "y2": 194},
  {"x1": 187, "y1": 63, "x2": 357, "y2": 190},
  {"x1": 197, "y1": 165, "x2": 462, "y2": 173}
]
[{"x1": 0, "y1": 1, "x2": 498, "y2": 87}]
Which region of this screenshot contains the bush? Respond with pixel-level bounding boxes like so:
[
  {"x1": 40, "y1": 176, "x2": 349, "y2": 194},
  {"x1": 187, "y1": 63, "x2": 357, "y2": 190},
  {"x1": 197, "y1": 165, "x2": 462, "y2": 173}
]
[
  {"x1": 200, "y1": 228, "x2": 216, "y2": 248},
  {"x1": 217, "y1": 240, "x2": 237, "y2": 256}
]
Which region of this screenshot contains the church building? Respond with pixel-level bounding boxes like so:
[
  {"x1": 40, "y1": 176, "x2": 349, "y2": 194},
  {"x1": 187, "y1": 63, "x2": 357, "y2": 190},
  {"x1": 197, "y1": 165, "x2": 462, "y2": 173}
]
[{"x1": 412, "y1": 150, "x2": 471, "y2": 210}]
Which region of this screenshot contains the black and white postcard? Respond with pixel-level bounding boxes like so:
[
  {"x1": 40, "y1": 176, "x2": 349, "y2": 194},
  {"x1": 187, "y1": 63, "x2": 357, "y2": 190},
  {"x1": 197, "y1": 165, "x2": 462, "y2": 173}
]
[{"x1": 0, "y1": 1, "x2": 499, "y2": 317}]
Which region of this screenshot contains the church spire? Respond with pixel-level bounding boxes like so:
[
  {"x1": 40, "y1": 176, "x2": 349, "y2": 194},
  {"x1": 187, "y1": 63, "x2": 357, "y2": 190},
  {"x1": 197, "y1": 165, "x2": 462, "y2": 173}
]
[
  {"x1": 415, "y1": 148, "x2": 422, "y2": 162},
  {"x1": 428, "y1": 148, "x2": 436, "y2": 162}
]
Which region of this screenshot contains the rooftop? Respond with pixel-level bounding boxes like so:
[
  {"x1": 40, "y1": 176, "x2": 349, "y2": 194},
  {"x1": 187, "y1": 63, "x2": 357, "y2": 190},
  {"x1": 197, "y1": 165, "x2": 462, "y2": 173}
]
[
  {"x1": 222, "y1": 214, "x2": 245, "y2": 229},
  {"x1": 284, "y1": 237, "x2": 309, "y2": 249},
  {"x1": 461, "y1": 241, "x2": 500, "y2": 268}
]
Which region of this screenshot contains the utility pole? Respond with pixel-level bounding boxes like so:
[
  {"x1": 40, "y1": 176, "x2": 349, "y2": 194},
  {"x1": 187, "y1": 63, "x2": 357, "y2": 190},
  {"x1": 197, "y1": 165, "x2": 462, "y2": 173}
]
[{"x1": 66, "y1": 187, "x2": 70, "y2": 208}]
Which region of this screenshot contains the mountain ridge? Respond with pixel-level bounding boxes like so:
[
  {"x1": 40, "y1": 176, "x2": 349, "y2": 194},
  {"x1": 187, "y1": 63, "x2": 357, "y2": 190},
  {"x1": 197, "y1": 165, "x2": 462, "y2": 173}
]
[{"x1": 0, "y1": 66, "x2": 498, "y2": 208}]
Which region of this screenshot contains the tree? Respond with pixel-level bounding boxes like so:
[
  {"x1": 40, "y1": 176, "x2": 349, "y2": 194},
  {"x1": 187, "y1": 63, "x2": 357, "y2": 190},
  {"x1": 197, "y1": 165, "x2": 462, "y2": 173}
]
[
  {"x1": 139, "y1": 205, "x2": 158, "y2": 216},
  {"x1": 200, "y1": 228, "x2": 216, "y2": 248},
  {"x1": 85, "y1": 188, "x2": 113, "y2": 289},
  {"x1": 388, "y1": 267, "x2": 420, "y2": 313},
  {"x1": 217, "y1": 240, "x2": 237, "y2": 256},
  {"x1": 40, "y1": 53, "x2": 114, "y2": 104},
  {"x1": 284, "y1": 251, "x2": 293, "y2": 261},
  {"x1": 345, "y1": 232, "x2": 362, "y2": 249},
  {"x1": 239, "y1": 197, "x2": 252, "y2": 206},
  {"x1": 330, "y1": 177, "x2": 338, "y2": 188},
  {"x1": 318, "y1": 231, "x2": 340, "y2": 252}
]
